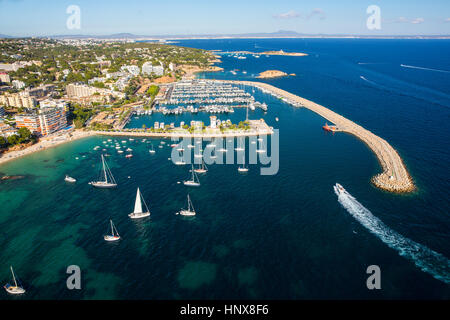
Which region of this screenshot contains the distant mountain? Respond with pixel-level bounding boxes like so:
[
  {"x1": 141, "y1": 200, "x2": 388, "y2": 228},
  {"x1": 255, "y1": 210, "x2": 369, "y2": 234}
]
[{"x1": 3, "y1": 31, "x2": 450, "y2": 40}]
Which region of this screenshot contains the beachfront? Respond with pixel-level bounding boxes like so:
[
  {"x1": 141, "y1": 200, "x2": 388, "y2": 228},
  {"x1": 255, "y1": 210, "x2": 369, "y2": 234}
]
[
  {"x1": 225, "y1": 80, "x2": 415, "y2": 193},
  {"x1": 0, "y1": 129, "x2": 95, "y2": 166}
]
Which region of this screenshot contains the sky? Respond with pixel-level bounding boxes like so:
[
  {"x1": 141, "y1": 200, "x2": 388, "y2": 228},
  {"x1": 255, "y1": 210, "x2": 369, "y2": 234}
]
[{"x1": 0, "y1": 0, "x2": 449, "y2": 37}]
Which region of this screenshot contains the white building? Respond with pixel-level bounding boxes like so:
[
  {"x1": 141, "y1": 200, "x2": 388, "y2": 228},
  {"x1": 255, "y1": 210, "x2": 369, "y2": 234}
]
[
  {"x1": 152, "y1": 65, "x2": 164, "y2": 76},
  {"x1": 12, "y1": 80, "x2": 26, "y2": 90},
  {"x1": 40, "y1": 99, "x2": 67, "y2": 110},
  {"x1": 0, "y1": 119, "x2": 17, "y2": 137},
  {"x1": 210, "y1": 116, "x2": 217, "y2": 129},
  {"x1": 142, "y1": 61, "x2": 164, "y2": 76},
  {"x1": 154, "y1": 122, "x2": 159, "y2": 129},
  {"x1": 120, "y1": 65, "x2": 140, "y2": 77},
  {"x1": 142, "y1": 62, "x2": 153, "y2": 75},
  {"x1": 0, "y1": 72, "x2": 10, "y2": 83}
]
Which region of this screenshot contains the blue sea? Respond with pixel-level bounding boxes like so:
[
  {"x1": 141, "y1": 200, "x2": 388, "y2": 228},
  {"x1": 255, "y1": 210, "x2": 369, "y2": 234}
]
[{"x1": 0, "y1": 39, "x2": 449, "y2": 299}]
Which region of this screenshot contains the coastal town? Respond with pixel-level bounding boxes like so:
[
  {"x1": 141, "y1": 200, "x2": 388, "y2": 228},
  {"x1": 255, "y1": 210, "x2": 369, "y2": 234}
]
[{"x1": 0, "y1": 38, "x2": 415, "y2": 193}]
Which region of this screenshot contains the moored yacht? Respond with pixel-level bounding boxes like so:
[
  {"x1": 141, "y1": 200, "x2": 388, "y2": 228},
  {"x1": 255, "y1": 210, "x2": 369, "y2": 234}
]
[
  {"x1": 128, "y1": 187, "x2": 151, "y2": 219},
  {"x1": 184, "y1": 165, "x2": 201, "y2": 187},
  {"x1": 88, "y1": 155, "x2": 117, "y2": 188},
  {"x1": 104, "y1": 220, "x2": 120, "y2": 241},
  {"x1": 176, "y1": 194, "x2": 196, "y2": 216},
  {"x1": 3, "y1": 266, "x2": 25, "y2": 295},
  {"x1": 64, "y1": 175, "x2": 76, "y2": 183}
]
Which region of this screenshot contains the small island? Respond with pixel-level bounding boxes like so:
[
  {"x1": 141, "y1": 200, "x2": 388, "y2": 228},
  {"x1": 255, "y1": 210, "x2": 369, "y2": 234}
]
[
  {"x1": 257, "y1": 70, "x2": 289, "y2": 79},
  {"x1": 260, "y1": 50, "x2": 308, "y2": 57}
]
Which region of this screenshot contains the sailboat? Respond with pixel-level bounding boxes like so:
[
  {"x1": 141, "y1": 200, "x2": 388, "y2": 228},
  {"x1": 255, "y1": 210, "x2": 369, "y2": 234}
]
[
  {"x1": 256, "y1": 139, "x2": 266, "y2": 153},
  {"x1": 194, "y1": 160, "x2": 208, "y2": 174},
  {"x1": 4, "y1": 266, "x2": 25, "y2": 295},
  {"x1": 216, "y1": 139, "x2": 227, "y2": 153},
  {"x1": 129, "y1": 187, "x2": 151, "y2": 219},
  {"x1": 89, "y1": 154, "x2": 117, "y2": 188},
  {"x1": 64, "y1": 175, "x2": 76, "y2": 183},
  {"x1": 176, "y1": 194, "x2": 196, "y2": 216},
  {"x1": 149, "y1": 143, "x2": 156, "y2": 154},
  {"x1": 184, "y1": 165, "x2": 201, "y2": 187},
  {"x1": 238, "y1": 154, "x2": 249, "y2": 173},
  {"x1": 175, "y1": 149, "x2": 186, "y2": 165},
  {"x1": 104, "y1": 220, "x2": 120, "y2": 241},
  {"x1": 235, "y1": 138, "x2": 245, "y2": 151}
]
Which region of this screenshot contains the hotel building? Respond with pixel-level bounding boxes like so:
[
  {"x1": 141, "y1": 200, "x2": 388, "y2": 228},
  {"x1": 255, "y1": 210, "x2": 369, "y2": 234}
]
[
  {"x1": 15, "y1": 103, "x2": 67, "y2": 136},
  {"x1": 0, "y1": 92, "x2": 36, "y2": 109},
  {"x1": 0, "y1": 72, "x2": 10, "y2": 83},
  {"x1": 0, "y1": 120, "x2": 17, "y2": 137}
]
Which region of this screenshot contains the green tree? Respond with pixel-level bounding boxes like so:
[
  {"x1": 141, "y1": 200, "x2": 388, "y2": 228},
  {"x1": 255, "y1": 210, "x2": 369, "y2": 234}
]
[
  {"x1": 17, "y1": 127, "x2": 32, "y2": 143},
  {"x1": 0, "y1": 136, "x2": 7, "y2": 147},
  {"x1": 146, "y1": 85, "x2": 160, "y2": 97},
  {"x1": 7, "y1": 134, "x2": 19, "y2": 145}
]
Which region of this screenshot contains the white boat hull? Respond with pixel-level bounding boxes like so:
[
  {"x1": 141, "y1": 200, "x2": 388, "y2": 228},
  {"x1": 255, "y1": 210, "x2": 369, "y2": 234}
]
[
  {"x1": 178, "y1": 210, "x2": 196, "y2": 216},
  {"x1": 4, "y1": 285, "x2": 25, "y2": 295},
  {"x1": 104, "y1": 235, "x2": 120, "y2": 242},
  {"x1": 129, "y1": 212, "x2": 151, "y2": 219},
  {"x1": 89, "y1": 182, "x2": 117, "y2": 188},
  {"x1": 184, "y1": 181, "x2": 200, "y2": 187}
]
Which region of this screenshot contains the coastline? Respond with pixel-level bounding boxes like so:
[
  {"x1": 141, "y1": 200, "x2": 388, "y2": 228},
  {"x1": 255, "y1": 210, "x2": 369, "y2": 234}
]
[
  {"x1": 0, "y1": 79, "x2": 415, "y2": 193},
  {"x1": 0, "y1": 129, "x2": 95, "y2": 167},
  {"x1": 0, "y1": 121, "x2": 273, "y2": 167}
]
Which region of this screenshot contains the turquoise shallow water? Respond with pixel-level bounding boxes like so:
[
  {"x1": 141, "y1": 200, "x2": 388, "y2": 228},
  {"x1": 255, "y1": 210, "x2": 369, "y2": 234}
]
[{"x1": 1, "y1": 39, "x2": 449, "y2": 299}]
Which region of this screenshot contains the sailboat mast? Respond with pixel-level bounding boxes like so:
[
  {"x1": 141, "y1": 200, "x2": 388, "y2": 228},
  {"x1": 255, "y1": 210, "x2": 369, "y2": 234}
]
[
  {"x1": 10, "y1": 266, "x2": 17, "y2": 287},
  {"x1": 246, "y1": 101, "x2": 249, "y2": 121},
  {"x1": 110, "y1": 220, "x2": 114, "y2": 235},
  {"x1": 102, "y1": 155, "x2": 108, "y2": 183}
]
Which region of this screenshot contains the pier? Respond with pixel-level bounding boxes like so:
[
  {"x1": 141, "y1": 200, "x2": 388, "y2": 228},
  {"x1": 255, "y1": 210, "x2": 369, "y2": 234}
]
[
  {"x1": 223, "y1": 80, "x2": 415, "y2": 193},
  {"x1": 93, "y1": 119, "x2": 273, "y2": 139}
]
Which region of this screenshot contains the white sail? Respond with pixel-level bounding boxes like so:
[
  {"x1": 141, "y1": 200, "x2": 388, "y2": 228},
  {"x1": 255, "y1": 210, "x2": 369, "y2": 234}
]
[{"x1": 134, "y1": 188, "x2": 143, "y2": 214}]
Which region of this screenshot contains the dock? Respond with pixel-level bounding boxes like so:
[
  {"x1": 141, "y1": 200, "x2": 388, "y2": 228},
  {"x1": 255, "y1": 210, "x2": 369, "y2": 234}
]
[
  {"x1": 224, "y1": 80, "x2": 415, "y2": 193},
  {"x1": 93, "y1": 119, "x2": 273, "y2": 139}
]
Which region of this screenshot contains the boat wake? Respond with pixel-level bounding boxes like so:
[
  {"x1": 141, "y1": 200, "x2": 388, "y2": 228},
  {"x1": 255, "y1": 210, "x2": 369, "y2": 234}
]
[
  {"x1": 400, "y1": 64, "x2": 450, "y2": 74},
  {"x1": 359, "y1": 75, "x2": 380, "y2": 87},
  {"x1": 334, "y1": 185, "x2": 450, "y2": 284}
]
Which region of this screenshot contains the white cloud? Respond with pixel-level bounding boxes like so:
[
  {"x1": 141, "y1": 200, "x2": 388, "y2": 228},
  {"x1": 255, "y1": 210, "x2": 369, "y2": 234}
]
[
  {"x1": 273, "y1": 9, "x2": 326, "y2": 20},
  {"x1": 395, "y1": 17, "x2": 409, "y2": 23},
  {"x1": 445, "y1": 18, "x2": 450, "y2": 23},
  {"x1": 411, "y1": 18, "x2": 424, "y2": 24},
  {"x1": 273, "y1": 10, "x2": 300, "y2": 19},
  {"x1": 392, "y1": 17, "x2": 424, "y2": 24}
]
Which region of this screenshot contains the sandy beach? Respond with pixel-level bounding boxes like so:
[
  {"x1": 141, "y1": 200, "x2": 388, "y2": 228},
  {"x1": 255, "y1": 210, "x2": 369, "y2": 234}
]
[{"x1": 0, "y1": 129, "x2": 95, "y2": 167}]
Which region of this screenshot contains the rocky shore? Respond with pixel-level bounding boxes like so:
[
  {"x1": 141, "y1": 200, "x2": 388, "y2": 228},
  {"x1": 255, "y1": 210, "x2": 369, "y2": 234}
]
[{"x1": 257, "y1": 70, "x2": 289, "y2": 79}]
